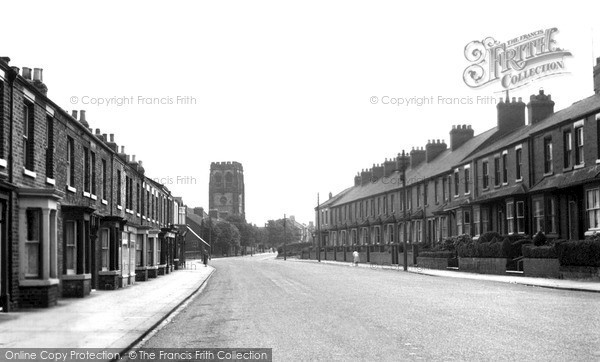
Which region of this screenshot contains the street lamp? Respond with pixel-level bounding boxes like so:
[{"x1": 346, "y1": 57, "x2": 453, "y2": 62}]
[
  {"x1": 283, "y1": 214, "x2": 287, "y2": 261},
  {"x1": 401, "y1": 150, "x2": 408, "y2": 271}
]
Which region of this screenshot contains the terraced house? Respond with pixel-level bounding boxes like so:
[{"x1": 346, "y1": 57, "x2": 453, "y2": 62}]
[
  {"x1": 316, "y1": 57, "x2": 600, "y2": 254},
  {"x1": 0, "y1": 57, "x2": 187, "y2": 312}
]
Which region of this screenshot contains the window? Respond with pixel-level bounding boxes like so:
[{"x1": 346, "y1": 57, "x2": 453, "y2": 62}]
[
  {"x1": 575, "y1": 126, "x2": 584, "y2": 166},
  {"x1": 494, "y1": 157, "x2": 500, "y2": 186},
  {"x1": 83, "y1": 147, "x2": 90, "y2": 193},
  {"x1": 547, "y1": 197, "x2": 557, "y2": 234},
  {"x1": 101, "y1": 159, "x2": 107, "y2": 200},
  {"x1": 390, "y1": 194, "x2": 395, "y2": 213},
  {"x1": 65, "y1": 221, "x2": 76, "y2": 274},
  {"x1": 117, "y1": 170, "x2": 122, "y2": 206},
  {"x1": 502, "y1": 153, "x2": 508, "y2": 184},
  {"x1": 388, "y1": 225, "x2": 394, "y2": 243},
  {"x1": 440, "y1": 216, "x2": 448, "y2": 238},
  {"x1": 507, "y1": 201, "x2": 514, "y2": 234},
  {"x1": 67, "y1": 137, "x2": 75, "y2": 187},
  {"x1": 482, "y1": 161, "x2": 489, "y2": 189},
  {"x1": 100, "y1": 228, "x2": 109, "y2": 271},
  {"x1": 45, "y1": 115, "x2": 54, "y2": 178},
  {"x1": 136, "y1": 183, "x2": 140, "y2": 212},
  {"x1": 383, "y1": 196, "x2": 387, "y2": 214},
  {"x1": 544, "y1": 138, "x2": 553, "y2": 174},
  {"x1": 424, "y1": 183, "x2": 428, "y2": 205},
  {"x1": 464, "y1": 168, "x2": 470, "y2": 194},
  {"x1": 442, "y1": 177, "x2": 447, "y2": 201},
  {"x1": 415, "y1": 220, "x2": 422, "y2": 242},
  {"x1": 564, "y1": 130, "x2": 572, "y2": 168},
  {"x1": 407, "y1": 188, "x2": 412, "y2": 210},
  {"x1": 597, "y1": 114, "x2": 600, "y2": 160},
  {"x1": 463, "y1": 210, "x2": 471, "y2": 236},
  {"x1": 373, "y1": 227, "x2": 380, "y2": 244},
  {"x1": 533, "y1": 197, "x2": 544, "y2": 232},
  {"x1": 399, "y1": 223, "x2": 404, "y2": 242},
  {"x1": 454, "y1": 170, "x2": 459, "y2": 196},
  {"x1": 516, "y1": 201, "x2": 525, "y2": 234},
  {"x1": 586, "y1": 188, "x2": 600, "y2": 230},
  {"x1": 25, "y1": 209, "x2": 42, "y2": 278},
  {"x1": 370, "y1": 199, "x2": 374, "y2": 216},
  {"x1": 457, "y1": 210, "x2": 463, "y2": 235},
  {"x1": 23, "y1": 101, "x2": 34, "y2": 171},
  {"x1": 434, "y1": 179, "x2": 439, "y2": 204},
  {"x1": 416, "y1": 185, "x2": 421, "y2": 207},
  {"x1": 447, "y1": 175, "x2": 452, "y2": 200},
  {"x1": 91, "y1": 152, "x2": 96, "y2": 195},
  {"x1": 225, "y1": 172, "x2": 233, "y2": 188},
  {"x1": 516, "y1": 148, "x2": 522, "y2": 180},
  {"x1": 214, "y1": 173, "x2": 222, "y2": 188},
  {"x1": 0, "y1": 81, "x2": 4, "y2": 159}
]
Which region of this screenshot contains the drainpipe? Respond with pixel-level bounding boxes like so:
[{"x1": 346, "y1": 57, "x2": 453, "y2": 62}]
[{"x1": 3, "y1": 66, "x2": 18, "y2": 311}]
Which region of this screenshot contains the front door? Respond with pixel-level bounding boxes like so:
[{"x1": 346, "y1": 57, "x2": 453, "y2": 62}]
[{"x1": 568, "y1": 201, "x2": 578, "y2": 240}]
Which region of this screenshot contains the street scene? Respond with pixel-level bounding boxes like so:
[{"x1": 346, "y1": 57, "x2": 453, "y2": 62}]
[{"x1": 2, "y1": 1, "x2": 600, "y2": 362}]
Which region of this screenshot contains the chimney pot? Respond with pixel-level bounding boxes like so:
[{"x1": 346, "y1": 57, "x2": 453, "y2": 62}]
[
  {"x1": 95, "y1": 128, "x2": 101, "y2": 135},
  {"x1": 120, "y1": 146, "x2": 125, "y2": 153},
  {"x1": 109, "y1": 134, "x2": 115, "y2": 143},
  {"x1": 72, "y1": 110, "x2": 78, "y2": 119},
  {"x1": 0, "y1": 57, "x2": 10, "y2": 65},
  {"x1": 132, "y1": 155, "x2": 136, "y2": 162},
  {"x1": 80, "y1": 110, "x2": 86, "y2": 121}
]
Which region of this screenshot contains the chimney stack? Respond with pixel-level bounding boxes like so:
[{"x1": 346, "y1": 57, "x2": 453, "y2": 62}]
[
  {"x1": 409, "y1": 147, "x2": 426, "y2": 168},
  {"x1": 79, "y1": 110, "x2": 89, "y2": 127},
  {"x1": 328, "y1": 192, "x2": 333, "y2": 200},
  {"x1": 383, "y1": 158, "x2": 398, "y2": 177},
  {"x1": 360, "y1": 169, "x2": 372, "y2": 186},
  {"x1": 354, "y1": 173, "x2": 361, "y2": 187},
  {"x1": 425, "y1": 139, "x2": 447, "y2": 162},
  {"x1": 71, "y1": 110, "x2": 78, "y2": 120},
  {"x1": 107, "y1": 134, "x2": 118, "y2": 152},
  {"x1": 22, "y1": 67, "x2": 32, "y2": 80},
  {"x1": 594, "y1": 57, "x2": 600, "y2": 95},
  {"x1": 449, "y1": 125, "x2": 475, "y2": 151},
  {"x1": 371, "y1": 163, "x2": 384, "y2": 181},
  {"x1": 497, "y1": 94, "x2": 525, "y2": 134},
  {"x1": 527, "y1": 89, "x2": 555, "y2": 124},
  {"x1": 33, "y1": 68, "x2": 43, "y2": 82},
  {"x1": 0, "y1": 57, "x2": 10, "y2": 65}
]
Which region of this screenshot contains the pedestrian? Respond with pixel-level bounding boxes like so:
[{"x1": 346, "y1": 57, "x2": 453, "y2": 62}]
[
  {"x1": 353, "y1": 250, "x2": 359, "y2": 266},
  {"x1": 203, "y1": 253, "x2": 208, "y2": 267}
]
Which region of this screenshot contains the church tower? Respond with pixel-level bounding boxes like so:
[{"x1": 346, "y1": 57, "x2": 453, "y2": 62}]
[{"x1": 209, "y1": 161, "x2": 245, "y2": 219}]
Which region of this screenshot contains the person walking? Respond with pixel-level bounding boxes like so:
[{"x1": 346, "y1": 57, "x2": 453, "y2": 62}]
[{"x1": 352, "y1": 250, "x2": 359, "y2": 266}]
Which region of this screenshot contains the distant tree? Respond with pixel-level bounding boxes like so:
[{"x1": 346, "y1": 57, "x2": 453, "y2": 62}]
[{"x1": 213, "y1": 221, "x2": 241, "y2": 256}]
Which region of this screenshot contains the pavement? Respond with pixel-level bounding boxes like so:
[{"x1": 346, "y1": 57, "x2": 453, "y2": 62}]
[
  {"x1": 0, "y1": 259, "x2": 214, "y2": 353},
  {"x1": 291, "y1": 257, "x2": 600, "y2": 293}
]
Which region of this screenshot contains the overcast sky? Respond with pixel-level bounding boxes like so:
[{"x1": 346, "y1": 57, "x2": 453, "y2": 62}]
[{"x1": 3, "y1": 1, "x2": 599, "y2": 226}]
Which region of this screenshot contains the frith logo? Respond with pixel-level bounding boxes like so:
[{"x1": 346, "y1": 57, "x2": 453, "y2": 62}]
[{"x1": 463, "y1": 28, "x2": 572, "y2": 90}]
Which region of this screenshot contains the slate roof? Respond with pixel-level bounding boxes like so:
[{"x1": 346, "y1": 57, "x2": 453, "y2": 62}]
[
  {"x1": 327, "y1": 127, "x2": 497, "y2": 207},
  {"x1": 530, "y1": 165, "x2": 600, "y2": 193}
]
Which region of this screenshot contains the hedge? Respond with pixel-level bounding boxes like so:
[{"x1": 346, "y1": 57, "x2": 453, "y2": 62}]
[
  {"x1": 556, "y1": 239, "x2": 600, "y2": 267},
  {"x1": 522, "y1": 245, "x2": 557, "y2": 259},
  {"x1": 419, "y1": 250, "x2": 455, "y2": 259}
]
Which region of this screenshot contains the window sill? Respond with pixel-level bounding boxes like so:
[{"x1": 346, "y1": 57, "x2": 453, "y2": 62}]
[
  {"x1": 502, "y1": 182, "x2": 508, "y2": 186},
  {"x1": 515, "y1": 178, "x2": 523, "y2": 183},
  {"x1": 596, "y1": 159, "x2": 600, "y2": 164},
  {"x1": 136, "y1": 213, "x2": 141, "y2": 217},
  {"x1": 83, "y1": 191, "x2": 90, "y2": 198},
  {"x1": 19, "y1": 278, "x2": 60, "y2": 287},
  {"x1": 101, "y1": 199, "x2": 108, "y2": 205},
  {"x1": 91, "y1": 194, "x2": 97, "y2": 201},
  {"x1": 117, "y1": 205, "x2": 123, "y2": 210},
  {"x1": 61, "y1": 273, "x2": 91, "y2": 280},
  {"x1": 464, "y1": 192, "x2": 471, "y2": 196},
  {"x1": 574, "y1": 163, "x2": 585, "y2": 170},
  {"x1": 67, "y1": 185, "x2": 77, "y2": 193},
  {"x1": 23, "y1": 168, "x2": 36, "y2": 179},
  {"x1": 0, "y1": 158, "x2": 6, "y2": 168},
  {"x1": 543, "y1": 172, "x2": 554, "y2": 177},
  {"x1": 46, "y1": 177, "x2": 55, "y2": 185}
]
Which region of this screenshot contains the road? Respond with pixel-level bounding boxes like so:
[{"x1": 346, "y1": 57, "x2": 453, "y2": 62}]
[{"x1": 141, "y1": 254, "x2": 600, "y2": 361}]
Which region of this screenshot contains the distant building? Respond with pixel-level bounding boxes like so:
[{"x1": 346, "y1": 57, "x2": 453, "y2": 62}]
[{"x1": 209, "y1": 161, "x2": 245, "y2": 219}]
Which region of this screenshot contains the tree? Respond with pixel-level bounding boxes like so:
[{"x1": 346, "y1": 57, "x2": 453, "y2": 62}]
[{"x1": 213, "y1": 220, "x2": 241, "y2": 256}]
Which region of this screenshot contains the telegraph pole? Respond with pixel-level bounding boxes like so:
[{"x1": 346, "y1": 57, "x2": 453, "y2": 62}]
[
  {"x1": 402, "y1": 150, "x2": 408, "y2": 271},
  {"x1": 283, "y1": 214, "x2": 287, "y2": 261},
  {"x1": 317, "y1": 193, "x2": 321, "y2": 263}
]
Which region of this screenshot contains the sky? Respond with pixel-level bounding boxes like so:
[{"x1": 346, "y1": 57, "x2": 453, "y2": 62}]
[{"x1": 3, "y1": 1, "x2": 600, "y2": 226}]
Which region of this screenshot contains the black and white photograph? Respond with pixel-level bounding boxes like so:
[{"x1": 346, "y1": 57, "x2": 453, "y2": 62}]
[{"x1": 1, "y1": 1, "x2": 600, "y2": 361}]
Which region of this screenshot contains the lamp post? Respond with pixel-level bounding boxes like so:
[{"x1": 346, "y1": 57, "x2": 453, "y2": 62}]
[
  {"x1": 283, "y1": 214, "x2": 287, "y2": 261},
  {"x1": 317, "y1": 193, "x2": 321, "y2": 263},
  {"x1": 402, "y1": 150, "x2": 408, "y2": 271}
]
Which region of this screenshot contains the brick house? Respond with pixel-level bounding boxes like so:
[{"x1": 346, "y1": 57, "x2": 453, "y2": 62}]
[
  {"x1": 0, "y1": 57, "x2": 186, "y2": 311},
  {"x1": 316, "y1": 58, "x2": 600, "y2": 251}
]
